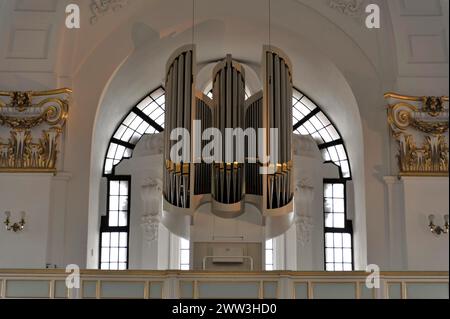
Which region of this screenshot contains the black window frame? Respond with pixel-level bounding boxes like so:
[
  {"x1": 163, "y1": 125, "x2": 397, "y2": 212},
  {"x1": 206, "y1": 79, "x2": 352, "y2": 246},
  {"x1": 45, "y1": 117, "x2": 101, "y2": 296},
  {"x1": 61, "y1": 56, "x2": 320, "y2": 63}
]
[
  {"x1": 323, "y1": 178, "x2": 354, "y2": 271},
  {"x1": 99, "y1": 175, "x2": 132, "y2": 270}
]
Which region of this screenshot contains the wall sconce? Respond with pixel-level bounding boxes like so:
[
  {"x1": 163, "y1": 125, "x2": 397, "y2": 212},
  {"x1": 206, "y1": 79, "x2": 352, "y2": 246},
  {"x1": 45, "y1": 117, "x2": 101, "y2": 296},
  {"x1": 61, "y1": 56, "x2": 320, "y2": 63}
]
[
  {"x1": 4, "y1": 211, "x2": 26, "y2": 233},
  {"x1": 428, "y1": 214, "x2": 449, "y2": 235}
]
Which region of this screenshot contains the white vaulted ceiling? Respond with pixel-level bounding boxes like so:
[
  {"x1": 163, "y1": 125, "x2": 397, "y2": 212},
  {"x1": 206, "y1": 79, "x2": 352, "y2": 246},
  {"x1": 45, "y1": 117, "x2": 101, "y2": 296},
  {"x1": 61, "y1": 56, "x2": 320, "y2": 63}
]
[
  {"x1": 0, "y1": 0, "x2": 70, "y2": 89},
  {"x1": 387, "y1": 0, "x2": 449, "y2": 94},
  {"x1": 0, "y1": 0, "x2": 448, "y2": 92}
]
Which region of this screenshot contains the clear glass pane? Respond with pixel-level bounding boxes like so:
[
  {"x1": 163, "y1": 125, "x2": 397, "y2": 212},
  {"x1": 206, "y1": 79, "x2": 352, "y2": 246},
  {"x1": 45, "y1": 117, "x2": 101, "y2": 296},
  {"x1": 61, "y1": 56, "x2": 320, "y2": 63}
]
[
  {"x1": 180, "y1": 265, "x2": 189, "y2": 270},
  {"x1": 325, "y1": 248, "x2": 334, "y2": 262},
  {"x1": 293, "y1": 90, "x2": 303, "y2": 101},
  {"x1": 334, "y1": 248, "x2": 343, "y2": 262},
  {"x1": 109, "y1": 196, "x2": 119, "y2": 211},
  {"x1": 343, "y1": 263, "x2": 352, "y2": 271},
  {"x1": 107, "y1": 144, "x2": 118, "y2": 159},
  {"x1": 101, "y1": 248, "x2": 110, "y2": 263},
  {"x1": 297, "y1": 103, "x2": 311, "y2": 117},
  {"x1": 341, "y1": 161, "x2": 351, "y2": 178},
  {"x1": 123, "y1": 113, "x2": 137, "y2": 127},
  {"x1": 101, "y1": 263, "x2": 110, "y2": 270},
  {"x1": 324, "y1": 198, "x2": 333, "y2": 212},
  {"x1": 136, "y1": 97, "x2": 152, "y2": 110},
  {"x1": 110, "y1": 181, "x2": 120, "y2": 195},
  {"x1": 300, "y1": 97, "x2": 317, "y2": 111},
  {"x1": 118, "y1": 263, "x2": 127, "y2": 270},
  {"x1": 334, "y1": 263, "x2": 343, "y2": 271},
  {"x1": 266, "y1": 264, "x2": 273, "y2": 271},
  {"x1": 333, "y1": 198, "x2": 345, "y2": 213},
  {"x1": 121, "y1": 128, "x2": 134, "y2": 142},
  {"x1": 325, "y1": 213, "x2": 333, "y2": 228},
  {"x1": 101, "y1": 233, "x2": 110, "y2": 247},
  {"x1": 119, "y1": 196, "x2": 128, "y2": 211},
  {"x1": 265, "y1": 239, "x2": 273, "y2": 249},
  {"x1": 113, "y1": 125, "x2": 127, "y2": 140},
  {"x1": 334, "y1": 213, "x2": 345, "y2": 228},
  {"x1": 110, "y1": 247, "x2": 118, "y2": 262},
  {"x1": 118, "y1": 211, "x2": 127, "y2": 227},
  {"x1": 180, "y1": 238, "x2": 190, "y2": 249},
  {"x1": 318, "y1": 128, "x2": 333, "y2": 143},
  {"x1": 310, "y1": 116, "x2": 324, "y2": 131},
  {"x1": 311, "y1": 132, "x2": 323, "y2": 144},
  {"x1": 110, "y1": 233, "x2": 119, "y2": 247},
  {"x1": 303, "y1": 121, "x2": 315, "y2": 134},
  {"x1": 336, "y1": 144, "x2": 347, "y2": 160},
  {"x1": 334, "y1": 233, "x2": 343, "y2": 247},
  {"x1": 180, "y1": 250, "x2": 190, "y2": 264},
  {"x1": 328, "y1": 146, "x2": 339, "y2": 162},
  {"x1": 326, "y1": 125, "x2": 340, "y2": 140},
  {"x1": 104, "y1": 159, "x2": 113, "y2": 174},
  {"x1": 119, "y1": 232, "x2": 128, "y2": 247},
  {"x1": 265, "y1": 250, "x2": 273, "y2": 265},
  {"x1": 326, "y1": 263, "x2": 334, "y2": 271},
  {"x1": 119, "y1": 248, "x2": 127, "y2": 262},
  {"x1": 136, "y1": 122, "x2": 150, "y2": 135},
  {"x1": 298, "y1": 126, "x2": 309, "y2": 135},
  {"x1": 321, "y1": 149, "x2": 331, "y2": 161},
  {"x1": 343, "y1": 233, "x2": 352, "y2": 248},
  {"x1": 292, "y1": 107, "x2": 302, "y2": 122},
  {"x1": 155, "y1": 94, "x2": 165, "y2": 106},
  {"x1": 115, "y1": 145, "x2": 126, "y2": 160},
  {"x1": 129, "y1": 117, "x2": 144, "y2": 130},
  {"x1": 316, "y1": 112, "x2": 330, "y2": 126},
  {"x1": 343, "y1": 248, "x2": 352, "y2": 263},
  {"x1": 333, "y1": 184, "x2": 344, "y2": 198},
  {"x1": 110, "y1": 263, "x2": 118, "y2": 270},
  {"x1": 325, "y1": 233, "x2": 334, "y2": 247},
  {"x1": 108, "y1": 211, "x2": 118, "y2": 227},
  {"x1": 324, "y1": 184, "x2": 333, "y2": 198},
  {"x1": 120, "y1": 181, "x2": 128, "y2": 195},
  {"x1": 129, "y1": 132, "x2": 142, "y2": 144},
  {"x1": 123, "y1": 148, "x2": 132, "y2": 158}
]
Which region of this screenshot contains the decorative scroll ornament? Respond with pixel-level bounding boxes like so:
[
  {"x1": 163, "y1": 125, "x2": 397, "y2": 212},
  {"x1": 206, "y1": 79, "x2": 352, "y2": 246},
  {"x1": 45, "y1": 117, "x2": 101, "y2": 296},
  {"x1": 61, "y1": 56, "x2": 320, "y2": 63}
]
[
  {"x1": 328, "y1": 0, "x2": 364, "y2": 16},
  {"x1": 294, "y1": 180, "x2": 314, "y2": 246},
  {"x1": 385, "y1": 92, "x2": 449, "y2": 176},
  {"x1": 0, "y1": 89, "x2": 71, "y2": 173},
  {"x1": 90, "y1": 0, "x2": 130, "y2": 25},
  {"x1": 140, "y1": 178, "x2": 162, "y2": 242}
]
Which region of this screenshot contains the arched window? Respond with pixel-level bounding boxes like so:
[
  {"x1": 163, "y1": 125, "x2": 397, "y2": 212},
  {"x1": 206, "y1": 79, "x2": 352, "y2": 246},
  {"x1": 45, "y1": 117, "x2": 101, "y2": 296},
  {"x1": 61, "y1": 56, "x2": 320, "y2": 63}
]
[
  {"x1": 100, "y1": 87, "x2": 353, "y2": 271},
  {"x1": 99, "y1": 88, "x2": 165, "y2": 270},
  {"x1": 292, "y1": 88, "x2": 353, "y2": 271}
]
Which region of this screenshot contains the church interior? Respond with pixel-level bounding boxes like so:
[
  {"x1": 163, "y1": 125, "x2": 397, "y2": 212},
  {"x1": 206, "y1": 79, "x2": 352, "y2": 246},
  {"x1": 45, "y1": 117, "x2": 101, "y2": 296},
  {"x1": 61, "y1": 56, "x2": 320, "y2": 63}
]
[{"x1": 0, "y1": 0, "x2": 448, "y2": 300}]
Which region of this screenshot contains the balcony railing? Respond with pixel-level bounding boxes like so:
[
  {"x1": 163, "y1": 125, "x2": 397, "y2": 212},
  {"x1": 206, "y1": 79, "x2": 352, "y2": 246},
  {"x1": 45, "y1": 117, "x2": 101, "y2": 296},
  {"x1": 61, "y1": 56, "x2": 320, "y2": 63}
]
[{"x1": 0, "y1": 270, "x2": 448, "y2": 299}]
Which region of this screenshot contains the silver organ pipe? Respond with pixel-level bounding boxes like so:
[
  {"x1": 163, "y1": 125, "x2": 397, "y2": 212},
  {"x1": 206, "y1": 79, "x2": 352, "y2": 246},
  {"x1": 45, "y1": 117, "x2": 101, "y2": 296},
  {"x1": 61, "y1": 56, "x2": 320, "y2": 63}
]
[
  {"x1": 211, "y1": 55, "x2": 246, "y2": 217},
  {"x1": 262, "y1": 46, "x2": 293, "y2": 211},
  {"x1": 163, "y1": 45, "x2": 293, "y2": 228},
  {"x1": 194, "y1": 94, "x2": 212, "y2": 195},
  {"x1": 245, "y1": 92, "x2": 263, "y2": 196},
  {"x1": 163, "y1": 45, "x2": 195, "y2": 210}
]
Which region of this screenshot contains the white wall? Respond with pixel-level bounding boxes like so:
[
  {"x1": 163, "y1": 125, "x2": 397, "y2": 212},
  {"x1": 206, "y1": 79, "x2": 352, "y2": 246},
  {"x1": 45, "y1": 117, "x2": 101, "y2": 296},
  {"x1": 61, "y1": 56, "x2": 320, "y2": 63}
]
[
  {"x1": 403, "y1": 177, "x2": 449, "y2": 270},
  {"x1": 0, "y1": 174, "x2": 52, "y2": 268}
]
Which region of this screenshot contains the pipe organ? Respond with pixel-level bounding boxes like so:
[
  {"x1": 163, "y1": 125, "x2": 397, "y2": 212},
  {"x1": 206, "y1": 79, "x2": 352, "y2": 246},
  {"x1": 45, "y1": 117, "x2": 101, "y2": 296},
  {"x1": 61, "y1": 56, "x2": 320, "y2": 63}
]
[{"x1": 163, "y1": 45, "x2": 294, "y2": 239}]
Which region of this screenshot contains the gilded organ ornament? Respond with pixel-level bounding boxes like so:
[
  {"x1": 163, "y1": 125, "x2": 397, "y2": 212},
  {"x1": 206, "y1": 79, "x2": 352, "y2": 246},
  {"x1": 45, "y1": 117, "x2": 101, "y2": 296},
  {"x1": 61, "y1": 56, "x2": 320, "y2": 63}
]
[
  {"x1": 385, "y1": 92, "x2": 449, "y2": 176},
  {"x1": 0, "y1": 88, "x2": 71, "y2": 172}
]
